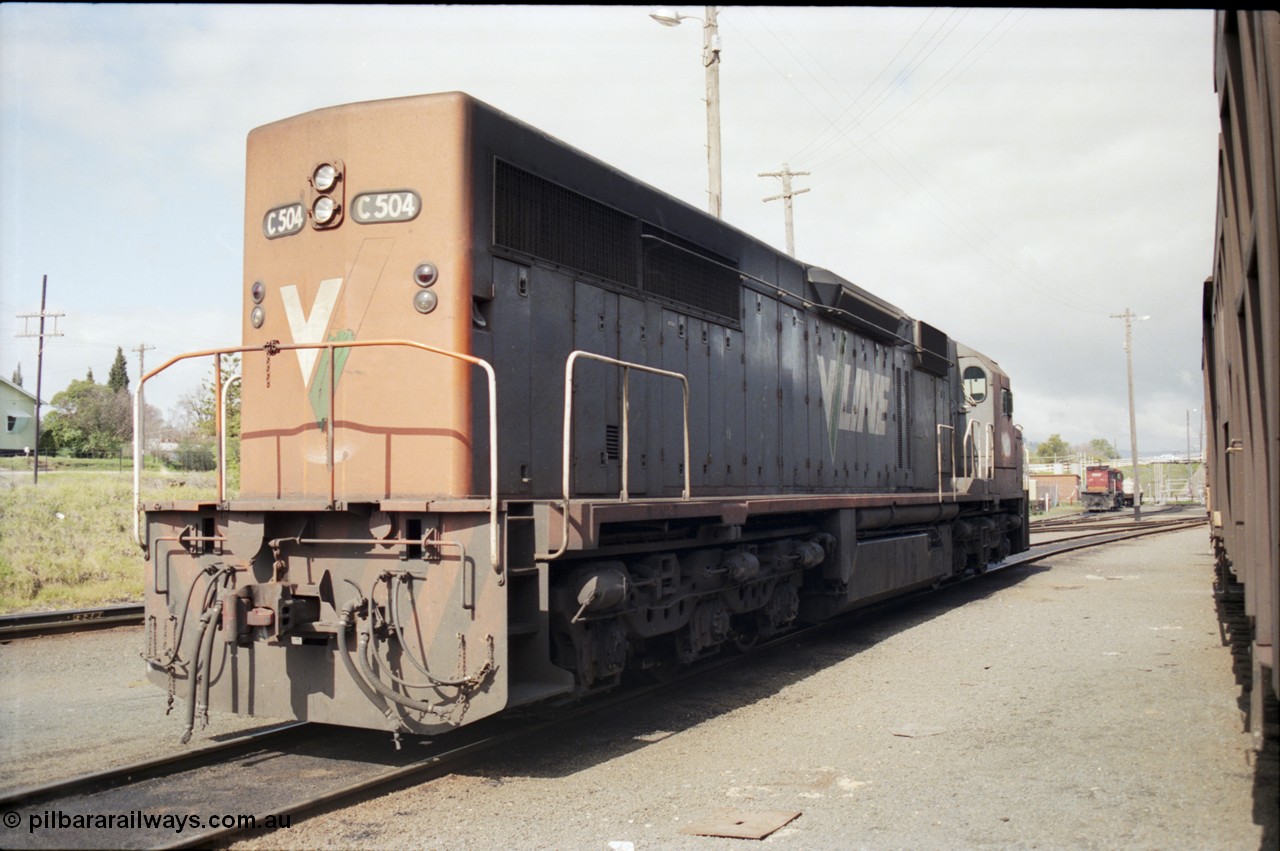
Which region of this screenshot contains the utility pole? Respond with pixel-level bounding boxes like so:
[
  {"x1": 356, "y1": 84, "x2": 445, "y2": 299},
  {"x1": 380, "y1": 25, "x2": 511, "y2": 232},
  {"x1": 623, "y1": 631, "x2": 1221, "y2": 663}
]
[
  {"x1": 650, "y1": 5, "x2": 722, "y2": 217},
  {"x1": 703, "y1": 5, "x2": 722, "y2": 219},
  {"x1": 132, "y1": 343, "x2": 156, "y2": 465},
  {"x1": 1111, "y1": 308, "x2": 1148, "y2": 520},
  {"x1": 1185, "y1": 406, "x2": 1196, "y2": 494},
  {"x1": 759, "y1": 163, "x2": 810, "y2": 257},
  {"x1": 16, "y1": 275, "x2": 64, "y2": 484},
  {"x1": 131, "y1": 343, "x2": 155, "y2": 384}
]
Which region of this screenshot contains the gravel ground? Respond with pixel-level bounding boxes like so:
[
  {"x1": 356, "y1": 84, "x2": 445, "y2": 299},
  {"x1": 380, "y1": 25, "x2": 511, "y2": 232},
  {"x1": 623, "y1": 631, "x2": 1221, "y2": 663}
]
[
  {"x1": 0, "y1": 628, "x2": 291, "y2": 792},
  {"x1": 2, "y1": 527, "x2": 1274, "y2": 850}
]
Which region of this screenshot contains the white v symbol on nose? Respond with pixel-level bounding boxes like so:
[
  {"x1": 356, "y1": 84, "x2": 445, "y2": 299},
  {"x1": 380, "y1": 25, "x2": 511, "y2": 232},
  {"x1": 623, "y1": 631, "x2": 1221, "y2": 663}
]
[{"x1": 280, "y1": 278, "x2": 343, "y2": 385}]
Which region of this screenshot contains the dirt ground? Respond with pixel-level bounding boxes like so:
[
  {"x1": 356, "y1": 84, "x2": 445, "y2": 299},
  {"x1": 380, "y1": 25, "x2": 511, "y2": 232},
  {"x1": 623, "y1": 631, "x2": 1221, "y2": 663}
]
[{"x1": 2, "y1": 527, "x2": 1275, "y2": 849}]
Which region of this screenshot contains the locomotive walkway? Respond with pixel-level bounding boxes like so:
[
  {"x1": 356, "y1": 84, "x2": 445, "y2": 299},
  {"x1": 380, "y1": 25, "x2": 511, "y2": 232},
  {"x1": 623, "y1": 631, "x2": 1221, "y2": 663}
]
[{"x1": 0, "y1": 525, "x2": 1275, "y2": 849}]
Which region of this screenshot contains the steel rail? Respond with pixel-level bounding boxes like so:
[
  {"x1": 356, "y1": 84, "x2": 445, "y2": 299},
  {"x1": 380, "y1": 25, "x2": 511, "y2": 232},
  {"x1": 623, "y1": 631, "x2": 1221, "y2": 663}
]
[
  {"x1": 0, "y1": 604, "x2": 145, "y2": 641},
  {"x1": 0, "y1": 722, "x2": 308, "y2": 810}
]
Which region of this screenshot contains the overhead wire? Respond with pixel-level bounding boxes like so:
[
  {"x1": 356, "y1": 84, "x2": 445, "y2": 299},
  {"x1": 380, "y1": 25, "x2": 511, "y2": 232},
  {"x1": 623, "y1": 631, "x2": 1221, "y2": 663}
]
[
  {"x1": 809, "y1": 9, "x2": 1026, "y2": 169},
  {"x1": 728, "y1": 8, "x2": 1106, "y2": 316},
  {"x1": 744, "y1": 7, "x2": 945, "y2": 166}
]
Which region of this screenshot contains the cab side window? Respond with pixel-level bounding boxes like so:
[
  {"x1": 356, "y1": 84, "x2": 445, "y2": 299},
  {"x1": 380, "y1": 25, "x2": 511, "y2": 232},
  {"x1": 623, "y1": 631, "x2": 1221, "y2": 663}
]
[{"x1": 962, "y1": 366, "x2": 988, "y2": 403}]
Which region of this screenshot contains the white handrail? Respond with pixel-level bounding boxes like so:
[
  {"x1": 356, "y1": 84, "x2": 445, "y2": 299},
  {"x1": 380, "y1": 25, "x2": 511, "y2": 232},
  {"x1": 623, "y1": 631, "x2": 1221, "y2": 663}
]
[
  {"x1": 219, "y1": 374, "x2": 242, "y2": 500},
  {"x1": 542, "y1": 350, "x2": 690, "y2": 561},
  {"x1": 132, "y1": 340, "x2": 500, "y2": 576},
  {"x1": 936, "y1": 423, "x2": 955, "y2": 501},
  {"x1": 961, "y1": 418, "x2": 995, "y2": 480},
  {"x1": 985, "y1": 422, "x2": 995, "y2": 478}
]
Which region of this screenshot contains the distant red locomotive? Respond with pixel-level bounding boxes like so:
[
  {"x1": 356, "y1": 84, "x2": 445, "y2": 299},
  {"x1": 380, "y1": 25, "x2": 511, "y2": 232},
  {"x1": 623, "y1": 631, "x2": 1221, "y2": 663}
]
[{"x1": 1081, "y1": 465, "x2": 1124, "y2": 512}]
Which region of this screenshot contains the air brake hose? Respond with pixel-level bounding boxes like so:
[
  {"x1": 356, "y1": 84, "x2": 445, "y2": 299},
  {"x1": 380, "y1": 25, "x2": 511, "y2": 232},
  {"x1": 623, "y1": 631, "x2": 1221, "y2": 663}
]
[
  {"x1": 195, "y1": 600, "x2": 223, "y2": 732},
  {"x1": 180, "y1": 599, "x2": 221, "y2": 745},
  {"x1": 355, "y1": 620, "x2": 454, "y2": 720},
  {"x1": 338, "y1": 596, "x2": 407, "y2": 735},
  {"x1": 150, "y1": 568, "x2": 219, "y2": 670},
  {"x1": 385, "y1": 573, "x2": 477, "y2": 688}
]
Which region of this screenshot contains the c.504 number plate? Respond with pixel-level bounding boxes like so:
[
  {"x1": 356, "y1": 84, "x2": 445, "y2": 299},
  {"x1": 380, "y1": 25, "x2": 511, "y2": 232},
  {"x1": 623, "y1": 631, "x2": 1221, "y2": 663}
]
[
  {"x1": 263, "y1": 203, "x2": 304, "y2": 239},
  {"x1": 352, "y1": 190, "x2": 421, "y2": 224}
]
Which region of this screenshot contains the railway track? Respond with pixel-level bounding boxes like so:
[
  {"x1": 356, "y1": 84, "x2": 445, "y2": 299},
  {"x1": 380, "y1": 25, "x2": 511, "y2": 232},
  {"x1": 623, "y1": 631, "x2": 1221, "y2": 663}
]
[
  {"x1": 1029, "y1": 512, "x2": 1205, "y2": 547},
  {"x1": 1028, "y1": 502, "x2": 1191, "y2": 531},
  {"x1": 0, "y1": 604, "x2": 144, "y2": 641},
  {"x1": 0, "y1": 516, "x2": 1204, "y2": 848}
]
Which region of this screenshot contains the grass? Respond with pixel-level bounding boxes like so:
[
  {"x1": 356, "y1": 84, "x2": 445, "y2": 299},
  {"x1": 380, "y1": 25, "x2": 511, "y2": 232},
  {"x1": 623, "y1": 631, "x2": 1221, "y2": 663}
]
[{"x1": 0, "y1": 470, "x2": 215, "y2": 613}]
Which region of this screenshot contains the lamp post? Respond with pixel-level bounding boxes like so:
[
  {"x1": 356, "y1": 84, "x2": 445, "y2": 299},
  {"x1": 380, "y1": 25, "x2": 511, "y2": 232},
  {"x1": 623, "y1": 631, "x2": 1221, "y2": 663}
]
[{"x1": 650, "y1": 6, "x2": 722, "y2": 219}]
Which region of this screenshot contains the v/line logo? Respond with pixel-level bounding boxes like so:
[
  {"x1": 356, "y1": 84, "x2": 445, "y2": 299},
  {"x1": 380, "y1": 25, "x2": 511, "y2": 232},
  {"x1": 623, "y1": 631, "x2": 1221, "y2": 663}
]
[
  {"x1": 815, "y1": 332, "x2": 891, "y2": 459},
  {"x1": 279, "y1": 278, "x2": 353, "y2": 427}
]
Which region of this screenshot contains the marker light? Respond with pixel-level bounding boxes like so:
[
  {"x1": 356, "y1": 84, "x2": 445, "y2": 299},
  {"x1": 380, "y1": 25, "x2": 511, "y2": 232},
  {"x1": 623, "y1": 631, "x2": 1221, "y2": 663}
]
[
  {"x1": 251, "y1": 281, "x2": 265, "y2": 303},
  {"x1": 313, "y1": 163, "x2": 338, "y2": 192},
  {"x1": 250, "y1": 306, "x2": 265, "y2": 328},
  {"x1": 414, "y1": 263, "x2": 438, "y2": 287},
  {"x1": 414, "y1": 290, "x2": 439, "y2": 314},
  {"x1": 312, "y1": 196, "x2": 337, "y2": 225}
]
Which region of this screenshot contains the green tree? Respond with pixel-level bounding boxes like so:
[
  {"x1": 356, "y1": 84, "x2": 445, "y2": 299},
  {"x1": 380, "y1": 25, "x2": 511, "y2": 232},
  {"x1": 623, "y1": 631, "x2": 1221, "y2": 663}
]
[
  {"x1": 1034, "y1": 433, "x2": 1071, "y2": 462},
  {"x1": 10, "y1": 363, "x2": 22, "y2": 387},
  {"x1": 41, "y1": 376, "x2": 132, "y2": 457},
  {"x1": 107, "y1": 347, "x2": 129, "y2": 394},
  {"x1": 174, "y1": 356, "x2": 241, "y2": 476},
  {"x1": 1084, "y1": 438, "x2": 1116, "y2": 461}
]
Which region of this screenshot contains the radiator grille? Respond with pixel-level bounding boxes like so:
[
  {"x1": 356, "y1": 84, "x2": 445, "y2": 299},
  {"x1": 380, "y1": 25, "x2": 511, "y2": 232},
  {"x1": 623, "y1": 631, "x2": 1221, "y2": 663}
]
[
  {"x1": 493, "y1": 160, "x2": 740, "y2": 324},
  {"x1": 896, "y1": 367, "x2": 912, "y2": 470},
  {"x1": 494, "y1": 160, "x2": 637, "y2": 288},
  {"x1": 642, "y1": 228, "x2": 741, "y2": 322}
]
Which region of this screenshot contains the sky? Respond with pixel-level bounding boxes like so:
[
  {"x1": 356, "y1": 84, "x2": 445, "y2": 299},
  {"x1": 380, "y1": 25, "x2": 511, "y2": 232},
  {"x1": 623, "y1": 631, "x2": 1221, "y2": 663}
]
[{"x1": 0, "y1": 5, "x2": 1220, "y2": 456}]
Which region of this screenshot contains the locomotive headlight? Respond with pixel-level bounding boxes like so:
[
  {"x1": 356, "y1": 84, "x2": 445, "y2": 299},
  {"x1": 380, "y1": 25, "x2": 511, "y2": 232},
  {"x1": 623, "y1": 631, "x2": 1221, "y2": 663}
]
[
  {"x1": 414, "y1": 263, "x2": 438, "y2": 287},
  {"x1": 413, "y1": 290, "x2": 439, "y2": 314},
  {"x1": 312, "y1": 163, "x2": 338, "y2": 192},
  {"x1": 250, "y1": 306, "x2": 265, "y2": 328},
  {"x1": 251, "y1": 281, "x2": 265, "y2": 304},
  {"x1": 312, "y1": 196, "x2": 338, "y2": 225}
]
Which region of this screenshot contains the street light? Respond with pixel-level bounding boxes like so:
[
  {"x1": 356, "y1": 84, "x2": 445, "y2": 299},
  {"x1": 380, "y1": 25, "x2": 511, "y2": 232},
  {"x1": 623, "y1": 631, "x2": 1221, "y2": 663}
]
[{"x1": 650, "y1": 6, "x2": 722, "y2": 219}]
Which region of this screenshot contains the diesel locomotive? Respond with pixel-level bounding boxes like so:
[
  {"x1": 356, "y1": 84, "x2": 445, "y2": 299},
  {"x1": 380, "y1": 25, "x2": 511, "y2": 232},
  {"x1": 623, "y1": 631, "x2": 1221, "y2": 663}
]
[
  {"x1": 1081, "y1": 465, "x2": 1124, "y2": 512},
  {"x1": 135, "y1": 93, "x2": 1029, "y2": 743}
]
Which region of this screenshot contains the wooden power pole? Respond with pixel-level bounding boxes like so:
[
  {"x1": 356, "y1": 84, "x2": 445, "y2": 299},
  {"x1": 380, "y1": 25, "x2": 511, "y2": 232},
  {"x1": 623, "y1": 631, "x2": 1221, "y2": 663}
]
[
  {"x1": 16, "y1": 275, "x2": 64, "y2": 484},
  {"x1": 759, "y1": 163, "x2": 810, "y2": 257},
  {"x1": 1112, "y1": 308, "x2": 1148, "y2": 520}
]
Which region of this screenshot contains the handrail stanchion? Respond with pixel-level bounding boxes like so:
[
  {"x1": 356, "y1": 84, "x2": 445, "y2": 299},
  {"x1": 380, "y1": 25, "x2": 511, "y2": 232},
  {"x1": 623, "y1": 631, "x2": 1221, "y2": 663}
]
[
  {"x1": 621, "y1": 366, "x2": 630, "y2": 503},
  {"x1": 214, "y1": 354, "x2": 224, "y2": 504},
  {"x1": 131, "y1": 340, "x2": 500, "y2": 575},
  {"x1": 936, "y1": 424, "x2": 955, "y2": 502},
  {"x1": 542, "y1": 351, "x2": 690, "y2": 561},
  {"x1": 132, "y1": 388, "x2": 144, "y2": 546},
  {"x1": 328, "y1": 346, "x2": 337, "y2": 506},
  {"x1": 219, "y1": 375, "x2": 242, "y2": 501}
]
